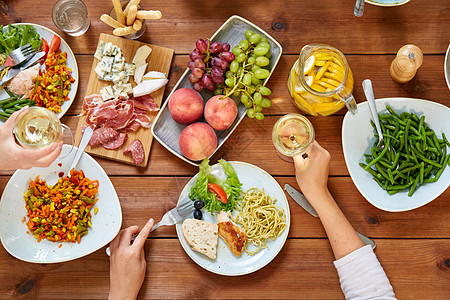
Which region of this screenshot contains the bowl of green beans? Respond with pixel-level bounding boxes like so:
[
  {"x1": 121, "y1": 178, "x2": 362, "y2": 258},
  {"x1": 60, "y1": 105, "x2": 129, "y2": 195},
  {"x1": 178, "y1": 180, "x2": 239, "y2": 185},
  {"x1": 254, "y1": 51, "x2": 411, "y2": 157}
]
[{"x1": 342, "y1": 97, "x2": 450, "y2": 212}]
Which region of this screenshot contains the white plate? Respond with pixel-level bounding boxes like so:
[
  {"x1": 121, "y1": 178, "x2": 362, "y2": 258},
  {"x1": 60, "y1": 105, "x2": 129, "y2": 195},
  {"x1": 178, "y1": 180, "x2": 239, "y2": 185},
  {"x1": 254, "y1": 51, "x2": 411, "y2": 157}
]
[
  {"x1": 444, "y1": 43, "x2": 450, "y2": 90},
  {"x1": 175, "y1": 161, "x2": 290, "y2": 276},
  {"x1": 0, "y1": 23, "x2": 79, "y2": 124},
  {"x1": 0, "y1": 145, "x2": 122, "y2": 263},
  {"x1": 365, "y1": 0, "x2": 410, "y2": 6},
  {"x1": 151, "y1": 15, "x2": 282, "y2": 166},
  {"x1": 342, "y1": 98, "x2": 450, "y2": 212}
]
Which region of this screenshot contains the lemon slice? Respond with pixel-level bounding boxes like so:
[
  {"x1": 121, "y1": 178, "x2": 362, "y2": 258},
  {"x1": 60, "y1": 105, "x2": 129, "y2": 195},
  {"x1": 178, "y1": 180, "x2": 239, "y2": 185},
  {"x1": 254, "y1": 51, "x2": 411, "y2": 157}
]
[
  {"x1": 293, "y1": 93, "x2": 318, "y2": 116},
  {"x1": 294, "y1": 75, "x2": 313, "y2": 93},
  {"x1": 313, "y1": 101, "x2": 345, "y2": 116},
  {"x1": 303, "y1": 55, "x2": 315, "y2": 75}
]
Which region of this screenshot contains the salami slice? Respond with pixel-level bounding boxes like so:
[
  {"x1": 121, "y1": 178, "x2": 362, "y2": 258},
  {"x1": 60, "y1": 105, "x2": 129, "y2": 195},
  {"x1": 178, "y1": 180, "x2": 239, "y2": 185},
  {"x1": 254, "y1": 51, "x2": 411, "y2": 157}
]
[
  {"x1": 89, "y1": 127, "x2": 119, "y2": 146},
  {"x1": 123, "y1": 139, "x2": 145, "y2": 165},
  {"x1": 103, "y1": 133, "x2": 128, "y2": 150}
]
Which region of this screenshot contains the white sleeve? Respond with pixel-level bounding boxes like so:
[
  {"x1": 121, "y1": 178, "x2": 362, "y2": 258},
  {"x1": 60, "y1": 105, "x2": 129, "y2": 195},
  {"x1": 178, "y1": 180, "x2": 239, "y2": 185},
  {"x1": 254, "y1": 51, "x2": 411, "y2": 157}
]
[{"x1": 333, "y1": 245, "x2": 396, "y2": 300}]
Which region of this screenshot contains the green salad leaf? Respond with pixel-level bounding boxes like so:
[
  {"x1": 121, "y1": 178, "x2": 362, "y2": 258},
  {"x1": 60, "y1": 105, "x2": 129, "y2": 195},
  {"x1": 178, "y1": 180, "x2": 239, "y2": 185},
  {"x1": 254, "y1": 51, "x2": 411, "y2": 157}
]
[
  {"x1": 188, "y1": 158, "x2": 243, "y2": 214},
  {"x1": 0, "y1": 24, "x2": 42, "y2": 56}
]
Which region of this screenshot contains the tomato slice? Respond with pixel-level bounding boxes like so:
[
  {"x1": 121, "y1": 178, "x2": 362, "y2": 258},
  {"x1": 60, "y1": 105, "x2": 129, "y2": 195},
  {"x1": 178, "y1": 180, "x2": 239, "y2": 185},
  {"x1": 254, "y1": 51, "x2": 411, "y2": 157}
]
[
  {"x1": 48, "y1": 35, "x2": 61, "y2": 55},
  {"x1": 41, "y1": 38, "x2": 49, "y2": 63},
  {"x1": 207, "y1": 183, "x2": 227, "y2": 204}
]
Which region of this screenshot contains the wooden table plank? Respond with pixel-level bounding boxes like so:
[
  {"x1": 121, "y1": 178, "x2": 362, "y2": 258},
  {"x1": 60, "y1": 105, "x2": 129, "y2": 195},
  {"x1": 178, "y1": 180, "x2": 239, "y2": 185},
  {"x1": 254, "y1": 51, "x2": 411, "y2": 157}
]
[
  {"x1": 2, "y1": 0, "x2": 449, "y2": 55},
  {"x1": 0, "y1": 239, "x2": 448, "y2": 299}
]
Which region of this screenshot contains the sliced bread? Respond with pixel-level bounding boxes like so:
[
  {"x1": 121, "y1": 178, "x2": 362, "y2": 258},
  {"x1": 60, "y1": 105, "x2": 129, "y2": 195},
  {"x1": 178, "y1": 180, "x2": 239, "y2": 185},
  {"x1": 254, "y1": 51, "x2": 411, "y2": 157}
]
[{"x1": 182, "y1": 218, "x2": 218, "y2": 260}]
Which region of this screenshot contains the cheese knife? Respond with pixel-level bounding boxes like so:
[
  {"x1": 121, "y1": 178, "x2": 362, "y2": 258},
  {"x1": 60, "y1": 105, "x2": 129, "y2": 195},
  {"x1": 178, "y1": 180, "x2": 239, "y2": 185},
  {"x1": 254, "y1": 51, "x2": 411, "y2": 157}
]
[
  {"x1": 0, "y1": 51, "x2": 45, "y2": 86},
  {"x1": 284, "y1": 183, "x2": 376, "y2": 249}
]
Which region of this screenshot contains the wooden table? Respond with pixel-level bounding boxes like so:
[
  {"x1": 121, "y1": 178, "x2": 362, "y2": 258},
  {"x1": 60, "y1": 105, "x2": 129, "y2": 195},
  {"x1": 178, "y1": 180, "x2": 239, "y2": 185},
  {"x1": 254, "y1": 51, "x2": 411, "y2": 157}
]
[{"x1": 1, "y1": 0, "x2": 449, "y2": 299}]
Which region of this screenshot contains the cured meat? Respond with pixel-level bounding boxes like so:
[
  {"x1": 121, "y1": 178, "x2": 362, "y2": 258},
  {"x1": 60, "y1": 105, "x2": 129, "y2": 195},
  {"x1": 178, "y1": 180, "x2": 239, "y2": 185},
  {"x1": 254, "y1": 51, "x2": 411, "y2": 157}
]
[
  {"x1": 83, "y1": 94, "x2": 104, "y2": 112},
  {"x1": 131, "y1": 95, "x2": 159, "y2": 112},
  {"x1": 123, "y1": 139, "x2": 145, "y2": 165},
  {"x1": 89, "y1": 127, "x2": 119, "y2": 146},
  {"x1": 103, "y1": 132, "x2": 128, "y2": 150},
  {"x1": 103, "y1": 100, "x2": 134, "y2": 130}
]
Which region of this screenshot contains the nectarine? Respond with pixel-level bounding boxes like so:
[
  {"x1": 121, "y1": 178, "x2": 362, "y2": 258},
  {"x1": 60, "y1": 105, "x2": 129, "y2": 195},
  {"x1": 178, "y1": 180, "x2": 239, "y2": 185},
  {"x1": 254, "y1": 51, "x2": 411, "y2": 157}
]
[
  {"x1": 204, "y1": 95, "x2": 238, "y2": 131},
  {"x1": 179, "y1": 122, "x2": 217, "y2": 161},
  {"x1": 168, "y1": 88, "x2": 204, "y2": 125}
]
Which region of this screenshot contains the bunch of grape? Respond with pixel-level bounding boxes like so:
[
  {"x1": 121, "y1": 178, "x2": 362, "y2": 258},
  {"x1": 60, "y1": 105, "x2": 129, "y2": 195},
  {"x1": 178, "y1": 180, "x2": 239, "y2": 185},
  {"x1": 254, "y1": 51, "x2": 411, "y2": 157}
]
[
  {"x1": 214, "y1": 30, "x2": 273, "y2": 120},
  {"x1": 188, "y1": 39, "x2": 235, "y2": 92}
]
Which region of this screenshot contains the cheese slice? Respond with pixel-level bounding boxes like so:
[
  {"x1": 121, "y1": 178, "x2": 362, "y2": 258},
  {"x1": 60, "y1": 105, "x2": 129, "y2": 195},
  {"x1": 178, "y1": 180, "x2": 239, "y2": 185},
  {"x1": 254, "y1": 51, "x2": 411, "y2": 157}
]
[
  {"x1": 132, "y1": 45, "x2": 152, "y2": 67},
  {"x1": 142, "y1": 71, "x2": 166, "y2": 80},
  {"x1": 134, "y1": 63, "x2": 148, "y2": 84}
]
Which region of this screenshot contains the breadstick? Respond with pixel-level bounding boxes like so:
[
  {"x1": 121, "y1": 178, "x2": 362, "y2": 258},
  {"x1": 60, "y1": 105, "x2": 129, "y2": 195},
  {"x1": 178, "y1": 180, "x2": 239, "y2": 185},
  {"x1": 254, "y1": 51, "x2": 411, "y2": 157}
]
[
  {"x1": 111, "y1": 0, "x2": 126, "y2": 25},
  {"x1": 136, "y1": 10, "x2": 162, "y2": 20},
  {"x1": 100, "y1": 14, "x2": 126, "y2": 29},
  {"x1": 123, "y1": 0, "x2": 140, "y2": 16},
  {"x1": 126, "y1": 5, "x2": 138, "y2": 26},
  {"x1": 113, "y1": 26, "x2": 137, "y2": 36},
  {"x1": 133, "y1": 19, "x2": 142, "y2": 31}
]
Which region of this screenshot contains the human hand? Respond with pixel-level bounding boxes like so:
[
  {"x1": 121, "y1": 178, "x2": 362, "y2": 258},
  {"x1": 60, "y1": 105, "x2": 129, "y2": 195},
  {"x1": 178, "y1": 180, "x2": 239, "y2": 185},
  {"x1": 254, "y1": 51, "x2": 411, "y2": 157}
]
[
  {"x1": 109, "y1": 218, "x2": 154, "y2": 300},
  {"x1": 293, "y1": 141, "x2": 331, "y2": 200},
  {"x1": 0, "y1": 108, "x2": 62, "y2": 170}
]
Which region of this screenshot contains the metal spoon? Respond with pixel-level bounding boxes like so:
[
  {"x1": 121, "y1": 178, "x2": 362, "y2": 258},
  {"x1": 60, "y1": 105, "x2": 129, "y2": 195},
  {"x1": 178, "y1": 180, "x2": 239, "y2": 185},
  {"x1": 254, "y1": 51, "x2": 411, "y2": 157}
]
[
  {"x1": 354, "y1": 0, "x2": 365, "y2": 17},
  {"x1": 362, "y1": 79, "x2": 396, "y2": 157},
  {"x1": 67, "y1": 127, "x2": 93, "y2": 175}
]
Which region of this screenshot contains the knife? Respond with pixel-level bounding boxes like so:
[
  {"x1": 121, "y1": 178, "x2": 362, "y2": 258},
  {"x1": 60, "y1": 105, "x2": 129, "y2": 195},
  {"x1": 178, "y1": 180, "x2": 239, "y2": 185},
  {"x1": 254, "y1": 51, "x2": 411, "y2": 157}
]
[
  {"x1": 284, "y1": 183, "x2": 376, "y2": 249},
  {"x1": 0, "y1": 51, "x2": 45, "y2": 86}
]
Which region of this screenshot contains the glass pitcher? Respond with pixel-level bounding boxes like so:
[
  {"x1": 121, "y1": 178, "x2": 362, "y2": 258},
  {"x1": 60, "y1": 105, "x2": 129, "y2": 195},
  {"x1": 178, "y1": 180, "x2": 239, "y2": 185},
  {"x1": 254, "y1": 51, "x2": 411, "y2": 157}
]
[{"x1": 287, "y1": 44, "x2": 358, "y2": 116}]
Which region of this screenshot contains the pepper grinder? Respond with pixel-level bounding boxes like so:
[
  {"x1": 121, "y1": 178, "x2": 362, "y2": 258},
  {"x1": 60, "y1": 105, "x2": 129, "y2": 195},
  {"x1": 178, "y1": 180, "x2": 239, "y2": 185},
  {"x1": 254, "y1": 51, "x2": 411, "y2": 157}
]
[{"x1": 390, "y1": 44, "x2": 423, "y2": 83}]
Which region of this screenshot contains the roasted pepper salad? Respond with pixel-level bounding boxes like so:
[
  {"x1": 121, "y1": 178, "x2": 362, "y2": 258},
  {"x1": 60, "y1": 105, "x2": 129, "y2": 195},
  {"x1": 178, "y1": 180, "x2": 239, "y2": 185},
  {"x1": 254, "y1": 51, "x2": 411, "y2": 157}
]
[
  {"x1": 23, "y1": 169, "x2": 99, "y2": 244},
  {"x1": 30, "y1": 49, "x2": 75, "y2": 113}
]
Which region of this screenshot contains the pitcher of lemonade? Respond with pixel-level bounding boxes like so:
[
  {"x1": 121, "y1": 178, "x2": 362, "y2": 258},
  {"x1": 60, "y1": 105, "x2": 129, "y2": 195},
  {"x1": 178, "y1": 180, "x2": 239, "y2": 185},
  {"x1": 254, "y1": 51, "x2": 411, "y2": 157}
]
[{"x1": 288, "y1": 44, "x2": 357, "y2": 116}]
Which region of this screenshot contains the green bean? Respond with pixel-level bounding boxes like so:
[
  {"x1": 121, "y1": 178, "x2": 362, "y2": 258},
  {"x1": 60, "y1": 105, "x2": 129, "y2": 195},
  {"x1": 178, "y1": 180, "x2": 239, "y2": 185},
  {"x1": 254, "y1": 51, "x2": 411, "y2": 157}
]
[
  {"x1": 433, "y1": 155, "x2": 449, "y2": 182},
  {"x1": 408, "y1": 175, "x2": 420, "y2": 197},
  {"x1": 0, "y1": 111, "x2": 11, "y2": 117},
  {"x1": 443, "y1": 133, "x2": 450, "y2": 147},
  {"x1": 0, "y1": 97, "x2": 17, "y2": 106},
  {"x1": 4, "y1": 108, "x2": 16, "y2": 114},
  {"x1": 364, "y1": 140, "x2": 390, "y2": 171},
  {"x1": 2, "y1": 98, "x2": 27, "y2": 109}
]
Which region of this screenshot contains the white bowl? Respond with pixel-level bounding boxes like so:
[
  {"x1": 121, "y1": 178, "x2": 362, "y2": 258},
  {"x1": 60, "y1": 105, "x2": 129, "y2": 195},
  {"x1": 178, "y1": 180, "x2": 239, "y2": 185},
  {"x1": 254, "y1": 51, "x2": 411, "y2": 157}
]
[
  {"x1": 0, "y1": 145, "x2": 122, "y2": 263},
  {"x1": 444, "y1": 43, "x2": 450, "y2": 90},
  {"x1": 342, "y1": 98, "x2": 450, "y2": 212}
]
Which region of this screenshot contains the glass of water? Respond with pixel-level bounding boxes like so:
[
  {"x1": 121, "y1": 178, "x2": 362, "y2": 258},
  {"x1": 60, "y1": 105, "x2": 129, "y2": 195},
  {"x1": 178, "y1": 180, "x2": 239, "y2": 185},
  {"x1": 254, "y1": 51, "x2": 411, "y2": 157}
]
[{"x1": 52, "y1": 0, "x2": 90, "y2": 36}]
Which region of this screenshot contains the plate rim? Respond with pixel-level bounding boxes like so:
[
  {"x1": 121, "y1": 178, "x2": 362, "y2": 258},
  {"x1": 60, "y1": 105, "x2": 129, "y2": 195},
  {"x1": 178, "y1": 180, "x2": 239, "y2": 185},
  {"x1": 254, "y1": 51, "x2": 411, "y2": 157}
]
[
  {"x1": 0, "y1": 145, "x2": 122, "y2": 263},
  {"x1": 7, "y1": 22, "x2": 79, "y2": 120},
  {"x1": 365, "y1": 0, "x2": 411, "y2": 6},
  {"x1": 151, "y1": 15, "x2": 283, "y2": 167},
  {"x1": 342, "y1": 97, "x2": 450, "y2": 212},
  {"x1": 175, "y1": 161, "x2": 291, "y2": 276},
  {"x1": 444, "y1": 43, "x2": 450, "y2": 90}
]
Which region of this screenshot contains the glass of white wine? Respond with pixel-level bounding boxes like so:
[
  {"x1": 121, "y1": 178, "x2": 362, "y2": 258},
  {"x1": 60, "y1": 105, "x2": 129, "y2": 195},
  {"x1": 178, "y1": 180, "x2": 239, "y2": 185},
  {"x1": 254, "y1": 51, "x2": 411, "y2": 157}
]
[
  {"x1": 272, "y1": 113, "x2": 315, "y2": 162},
  {"x1": 13, "y1": 107, "x2": 73, "y2": 158}
]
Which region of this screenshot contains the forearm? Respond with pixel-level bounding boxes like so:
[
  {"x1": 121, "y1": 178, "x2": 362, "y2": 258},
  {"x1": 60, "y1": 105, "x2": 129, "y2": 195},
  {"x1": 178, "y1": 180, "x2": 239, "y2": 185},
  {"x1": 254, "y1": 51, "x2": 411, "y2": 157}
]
[{"x1": 307, "y1": 190, "x2": 365, "y2": 260}]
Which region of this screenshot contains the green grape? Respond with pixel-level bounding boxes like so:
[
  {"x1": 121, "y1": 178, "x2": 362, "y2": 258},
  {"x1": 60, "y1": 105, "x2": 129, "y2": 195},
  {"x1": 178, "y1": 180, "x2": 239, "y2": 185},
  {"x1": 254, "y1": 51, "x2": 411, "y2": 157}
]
[
  {"x1": 255, "y1": 56, "x2": 270, "y2": 67},
  {"x1": 233, "y1": 91, "x2": 241, "y2": 97},
  {"x1": 261, "y1": 98, "x2": 272, "y2": 108},
  {"x1": 252, "y1": 65, "x2": 260, "y2": 73},
  {"x1": 240, "y1": 94, "x2": 249, "y2": 103},
  {"x1": 232, "y1": 46, "x2": 242, "y2": 56},
  {"x1": 247, "y1": 56, "x2": 256, "y2": 65},
  {"x1": 247, "y1": 108, "x2": 256, "y2": 118},
  {"x1": 243, "y1": 73, "x2": 252, "y2": 86},
  {"x1": 243, "y1": 99, "x2": 252, "y2": 108},
  {"x1": 254, "y1": 45, "x2": 269, "y2": 56},
  {"x1": 265, "y1": 51, "x2": 272, "y2": 59},
  {"x1": 214, "y1": 89, "x2": 222, "y2": 95},
  {"x1": 257, "y1": 42, "x2": 271, "y2": 50},
  {"x1": 254, "y1": 92, "x2": 262, "y2": 105},
  {"x1": 230, "y1": 60, "x2": 239, "y2": 73},
  {"x1": 225, "y1": 77, "x2": 235, "y2": 87},
  {"x1": 236, "y1": 52, "x2": 246, "y2": 63},
  {"x1": 225, "y1": 70, "x2": 233, "y2": 78},
  {"x1": 259, "y1": 86, "x2": 271, "y2": 96},
  {"x1": 249, "y1": 52, "x2": 257, "y2": 58},
  {"x1": 237, "y1": 66, "x2": 244, "y2": 76},
  {"x1": 239, "y1": 39, "x2": 250, "y2": 51},
  {"x1": 255, "y1": 105, "x2": 263, "y2": 112},
  {"x1": 249, "y1": 33, "x2": 261, "y2": 44},
  {"x1": 260, "y1": 37, "x2": 269, "y2": 44},
  {"x1": 251, "y1": 76, "x2": 261, "y2": 86},
  {"x1": 247, "y1": 85, "x2": 256, "y2": 94},
  {"x1": 245, "y1": 30, "x2": 254, "y2": 40},
  {"x1": 255, "y1": 112, "x2": 264, "y2": 120},
  {"x1": 255, "y1": 68, "x2": 270, "y2": 79}
]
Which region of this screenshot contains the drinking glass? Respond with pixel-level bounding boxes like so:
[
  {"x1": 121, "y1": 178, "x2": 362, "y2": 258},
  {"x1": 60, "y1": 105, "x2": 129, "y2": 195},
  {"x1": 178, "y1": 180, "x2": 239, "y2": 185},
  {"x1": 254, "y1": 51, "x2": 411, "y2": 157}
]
[
  {"x1": 52, "y1": 0, "x2": 90, "y2": 36},
  {"x1": 272, "y1": 113, "x2": 315, "y2": 162},
  {"x1": 287, "y1": 44, "x2": 357, "y2": 116},
  {"x1": 13, "y1": 107, "x2": 74, "y2": 158}
]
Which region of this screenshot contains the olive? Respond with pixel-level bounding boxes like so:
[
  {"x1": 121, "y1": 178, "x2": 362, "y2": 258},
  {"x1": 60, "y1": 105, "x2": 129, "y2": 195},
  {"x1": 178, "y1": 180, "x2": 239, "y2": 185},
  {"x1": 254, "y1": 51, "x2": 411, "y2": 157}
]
[
  {"x1": 193, "y1": 209, "x2": 203, "y2": 220},
  {"x1": 194, "y1": 200, "x2": 205, "y2": 209}
]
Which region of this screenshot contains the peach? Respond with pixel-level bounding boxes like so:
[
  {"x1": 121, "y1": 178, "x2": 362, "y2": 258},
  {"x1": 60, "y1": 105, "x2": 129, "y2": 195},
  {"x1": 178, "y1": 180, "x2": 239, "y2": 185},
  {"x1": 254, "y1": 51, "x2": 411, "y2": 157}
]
[
  {"x1": 204, "y1": 95, "x2": 238, "y2": 131},
  {"x1": 179, "y1": 122, "x2": 217, "y2": 161},
  {"x1": 168, "y1": 88, "x2": 204, "y2": 125}
]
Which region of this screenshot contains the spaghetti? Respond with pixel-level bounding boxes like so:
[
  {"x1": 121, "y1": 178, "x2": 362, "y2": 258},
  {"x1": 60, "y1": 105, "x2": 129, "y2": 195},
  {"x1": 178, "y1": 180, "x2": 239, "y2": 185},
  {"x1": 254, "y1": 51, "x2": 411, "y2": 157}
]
[{"x1": 233, "y1": 187, "x2": 286, "y2": 255}]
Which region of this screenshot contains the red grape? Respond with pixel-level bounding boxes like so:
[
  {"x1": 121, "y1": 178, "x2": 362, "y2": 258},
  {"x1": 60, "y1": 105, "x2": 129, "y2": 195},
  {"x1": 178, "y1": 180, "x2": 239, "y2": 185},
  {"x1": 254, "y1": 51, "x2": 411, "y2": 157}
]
[
  {"x1": 222, "y1": 43, "x2": 231, "y2": 52},
  {"x1": 212, "y1": 57, "x2": 228, "y2": 70},
  {"x1": 212, "y1": 75, "x2": 224, "y2": 85},
  {"x1": 193, "y1": 82, "x2": 204, "y2": 92},
  {"x1": 189, "y1": 49, "x2": 202, "y2": 61},
  {"x1": 211, "y1": 66, "x2": 223, "y2": 78},
  {"x1": 220, "y1": 51, "x2": 235, "y2": 62},
  {"x1": 192, "y1": 67, "x2": 204, "y2": 78},
  {"x1": 188, "y1": 61, "x2": 195, "y2": 70},
  {"x1": 202, "y1": 74, "x2": 215, "y2": 91},
  {"x1": 196, "y1": 39, "x2": 208, "y2": 53},
  {"x1": 194, "y1": 58, "x2": 206, "y2": 69},
  {"x1": 209, "y1": 42, "x2": 222, "y2": 53},
  {"x1": 189, "y1": 73, "x2": 200, "y2": 83}
]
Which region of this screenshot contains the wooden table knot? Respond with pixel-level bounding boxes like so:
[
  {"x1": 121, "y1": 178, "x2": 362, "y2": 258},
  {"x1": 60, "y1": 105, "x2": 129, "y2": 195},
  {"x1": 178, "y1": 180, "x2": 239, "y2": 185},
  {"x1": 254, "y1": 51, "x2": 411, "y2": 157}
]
[
  {"x1": 271, "y1": 21, "x2": 285, "y2": 31},
  {"x1": 15, "y1": 278, "x2": 36, "y2": 295},
  {"x1": 366, "y1": 215, "x2": 379, "y2": 225},
  {"x1": 437, "y1": 258, "x2": 450, "y2": 271}
]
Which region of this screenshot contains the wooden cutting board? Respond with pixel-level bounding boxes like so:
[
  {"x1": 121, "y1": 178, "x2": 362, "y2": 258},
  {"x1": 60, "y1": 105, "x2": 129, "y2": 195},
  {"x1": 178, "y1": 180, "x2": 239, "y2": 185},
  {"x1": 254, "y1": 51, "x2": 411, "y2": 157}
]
[{"x1": 74, "y1": 33, "x2": 174, "y2": 167}]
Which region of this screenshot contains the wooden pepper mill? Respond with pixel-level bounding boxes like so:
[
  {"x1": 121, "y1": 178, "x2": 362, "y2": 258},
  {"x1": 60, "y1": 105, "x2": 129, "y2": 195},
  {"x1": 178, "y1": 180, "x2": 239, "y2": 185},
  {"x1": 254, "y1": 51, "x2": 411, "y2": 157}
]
[{"x1": 390, "y1": 44, "x2": 423, "y2": 83}]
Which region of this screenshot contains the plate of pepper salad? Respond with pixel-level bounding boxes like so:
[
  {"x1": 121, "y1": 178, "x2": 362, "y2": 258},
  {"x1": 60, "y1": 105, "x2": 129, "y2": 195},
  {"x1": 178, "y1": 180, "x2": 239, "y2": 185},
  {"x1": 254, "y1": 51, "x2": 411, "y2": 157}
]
[{"x1": 0, "y1": 23, "x2": 78, "y2": 124}]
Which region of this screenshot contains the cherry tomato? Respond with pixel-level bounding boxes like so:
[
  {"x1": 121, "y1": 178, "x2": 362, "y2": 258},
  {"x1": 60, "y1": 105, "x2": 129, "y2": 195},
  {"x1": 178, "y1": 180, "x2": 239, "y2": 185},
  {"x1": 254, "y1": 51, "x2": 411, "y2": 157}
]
[
  {"x1": 48, "y1": 35, "x2": 61, "y2": 55},
  {"x1": 207, "y1": 183, "x2": 227, "y2": 204},
  {"x1": 41, "y1": 38, "x2": 49, "y2": 63}
]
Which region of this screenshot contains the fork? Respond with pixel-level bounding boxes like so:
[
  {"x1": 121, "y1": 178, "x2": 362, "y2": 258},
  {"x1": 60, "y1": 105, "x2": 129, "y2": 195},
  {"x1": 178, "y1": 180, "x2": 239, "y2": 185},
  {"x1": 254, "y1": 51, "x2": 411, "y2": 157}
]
[
  {"x1": 0, "y1": 44, "x2": 36, "y2": 70},
  {"x1": 105, "y1": 200, "x2": 194, "y2": 256}
]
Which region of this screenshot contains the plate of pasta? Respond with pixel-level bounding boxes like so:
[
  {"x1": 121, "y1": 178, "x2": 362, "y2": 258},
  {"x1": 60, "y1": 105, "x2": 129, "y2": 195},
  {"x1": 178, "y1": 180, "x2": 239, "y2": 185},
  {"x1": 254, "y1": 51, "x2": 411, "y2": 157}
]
[{"x1": 175, "y1": 161, "x2": 290, "y2": 276}]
